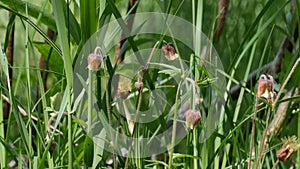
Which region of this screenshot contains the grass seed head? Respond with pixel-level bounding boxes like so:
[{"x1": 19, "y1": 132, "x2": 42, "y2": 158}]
[{"x1": 184, "y1": 109, "x2": 201, "y2": 130}]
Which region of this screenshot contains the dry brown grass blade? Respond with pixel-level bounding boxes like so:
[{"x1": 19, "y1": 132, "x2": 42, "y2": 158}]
[
  {"x1": 215, "y1": 0, "x2": 229, "y2": 43},
  {"x1": 4, "y1": 12, "x2": 15, "y2": 121},
  {"x1": 114, "y1": 0, "x2": 138, "y2": 65},
  {"x1": 268, "y1": 88, "x2": 299, "y2": 135}
]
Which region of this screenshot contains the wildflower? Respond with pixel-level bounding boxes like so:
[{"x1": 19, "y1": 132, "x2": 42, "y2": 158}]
[
  {"x1": 161, "y1": 43, "x2": 179, "y2": 61},
  {"x1": 135, "y1": 81, "x2": 144, "y2": 89},
  {"x1": 257, "y1": 74, "x2": 275, "y2": 102},
  {"x1": 276, "y1": 135, "x2": 298, "y2": 162},
  {"x1": 87, "y1": 53, "x2": 102, "y2": 71},
  {"x1": 134, "y1": 71, "x2": 144, "y2": 89},
  {"x1": 184, "y1": 109, "x2": 201, "y2": 130}
]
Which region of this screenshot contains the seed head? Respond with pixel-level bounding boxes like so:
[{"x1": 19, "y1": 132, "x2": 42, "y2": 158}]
[
  {"x1": 117, "y1": 76, "x2": 132, "y2": 99},
  {"x1": 184, "y1": 109, "x2": 201, "y2": 130},
  {"x1": 276, "y1": 135, "x2": 298, "y2": 162}
]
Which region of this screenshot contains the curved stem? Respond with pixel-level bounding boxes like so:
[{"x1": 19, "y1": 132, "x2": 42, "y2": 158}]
[{"x1": 168, "y1": 80, "x2": 183, "y2": 168}]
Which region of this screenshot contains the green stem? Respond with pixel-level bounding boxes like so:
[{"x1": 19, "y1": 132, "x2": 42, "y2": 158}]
[
  {"x1": 168, "y1": 80, "x2": 183, "y2": 168},
  {"x1": 68, "y1": 112, "x2": 72, "y2": 168},
  {"x1": 103, "y1": 59, "x2": 116, "y2": 169},
  {"x1": 0, "y1": 91, "x2": 5, "y2": 168},
  {"x1": 87, "y1": 70, "x2": 93, "y2": 133},
  {"x1": 25, "y1": 5, "x2": 33, "y2": 168},
  {"x1": 193, "y1": 128, "x2": 198, "y2": 169}
]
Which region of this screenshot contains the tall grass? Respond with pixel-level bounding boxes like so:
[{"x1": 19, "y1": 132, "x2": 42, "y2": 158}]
[{"x1": 0, "y1": 0, "x2": 299, "y2": 168}]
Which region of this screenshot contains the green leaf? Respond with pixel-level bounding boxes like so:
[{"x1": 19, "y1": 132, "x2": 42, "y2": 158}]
[
  {"x1": 92, "y1": 129, "x2": 106, "y2": 168},
  {"x1": 84, "y1": 136, "x2": 94, "y2": 167},
  {"x1": 0, "y1": 0, "x2": 56, "y2": 30},
  {"x1": 0, "y1": 44, "x2": 9, "y2": 77},
  {"x1": 80, "y1": 0, "x2": 99, "y2": 43},
  {"x1": 33, "y1": 42, "x2": 64, "y2": 76}
]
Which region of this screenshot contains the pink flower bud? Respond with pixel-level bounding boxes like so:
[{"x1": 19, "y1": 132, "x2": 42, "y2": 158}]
[
  {"x1": 135, "y1": 81, "x2": 144, "y2": 89},
  {"x1": 184, "y1": 109, "x2": 201, "y2": 130},
  {"x1": 87, "y1": 53, "x2": 102, "y2": 71}
]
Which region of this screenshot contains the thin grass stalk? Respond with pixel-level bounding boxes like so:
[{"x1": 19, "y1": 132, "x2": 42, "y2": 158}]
[
  {"x1": 248, "y1": 97, "x2": 258, "y2": 169},
  {"x1": 271, "y1": 159, "x2": 279, "y2": 169},
  {"x1": 124, "y1": 41, "x2": 159, "y2": 168},
  {"x1": 51, "y1": 0, "x2": 74, "y2": 167},
  {"x1": 273, "y1": 57, "x2": 300, "y2": 107},
  {"x1": 299, "y1": 109, "x2": 300, "y2": 167},
  {"x1": 255, "y1": 107, "x2": 271, "y2": 169},
  {"x1": 36, "y1": 68, "x2": 53, "y2": 168},
  {"x1": 103, "y1": 58, "x2": 116, "y2": 169},
  {"x1": 168, "y1": 80, "x2": 183, "y2": 168},
  {"x1": 0, "y1": 91, "x2": 5, "y2": 168},
  {"x1": 25, "y1": 5, "x2": 33, "y2": 167},
  {"x1": 4, "y1": 11, "x2": 14, "y2": 121}
]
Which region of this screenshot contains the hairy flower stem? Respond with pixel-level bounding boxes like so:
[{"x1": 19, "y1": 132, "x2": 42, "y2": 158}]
[
  {"x1": 193, "y1": 128, "x2": 198, "y2": 169},
  {"x1": 168, "y1": 80, "x2": 183, "y2": 168},
  {"x1": 124, "y1": 41, "x2": 160, "y2": 168},
  {"x1": 87, "y1": 70, "x2": 93, "y2": 133}
]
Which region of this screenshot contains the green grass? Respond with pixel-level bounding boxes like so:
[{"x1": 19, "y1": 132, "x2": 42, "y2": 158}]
[{"x1": 0, "y1": 0, "x2": 299, "y2": 168}]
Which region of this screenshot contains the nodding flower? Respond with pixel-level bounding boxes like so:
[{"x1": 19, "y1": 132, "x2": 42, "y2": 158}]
[
  {"x1": 87, "y1": 53, "x2": 103, "y2": 71},
  {"x1": 257, "y1": 74, "x2": 276, "y2": 102},
  {"x1": 161, "y1": 43, "x2": 179, "y2": 61},
  {"x1": 276, "y1": 135, "x2": 298, "y2": 162},
  {"x1": 184, "y1": 109, "x2": 201, "y2": 130}
]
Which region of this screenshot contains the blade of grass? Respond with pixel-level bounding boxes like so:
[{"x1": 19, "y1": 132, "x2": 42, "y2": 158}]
[
  {"x1": 25, "y1": 5, "x2": 33, "y2": 168},
  {"x1": 295, "y1": 0, "x2": 300, "y2": 166},
  {"x1": 0, "y1": 90, "x2": 5, "y2": 169},
  {"x1": 217, "y1": 2, "x2": 288, "y2": 168},
  {"x1": 51, "y1": 0, "x2": 74, "y2": 168},
  {"x1": 107, "y1": 0, "x2": 144, "y2": 65},
  {"x1": 80, "y1": 0, "x2": 98, "y2": 43},
  {"x1": 0, "y1": 0, "x2": 56, "y2": 30}
]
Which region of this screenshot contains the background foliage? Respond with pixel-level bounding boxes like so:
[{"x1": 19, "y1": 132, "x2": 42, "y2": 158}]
[{"x1": 0, "y1": 0, "x2": 299, "y2": 168}]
